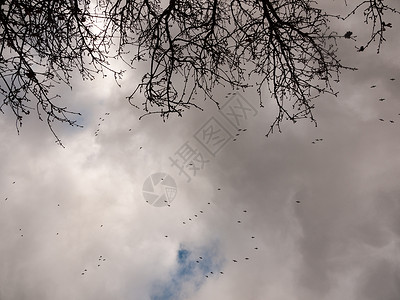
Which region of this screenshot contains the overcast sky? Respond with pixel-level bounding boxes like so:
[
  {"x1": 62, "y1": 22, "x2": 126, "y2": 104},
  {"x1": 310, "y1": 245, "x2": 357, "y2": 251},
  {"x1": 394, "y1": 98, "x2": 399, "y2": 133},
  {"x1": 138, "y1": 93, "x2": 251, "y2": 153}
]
[{"x1": 1, "y1": 1, "x2": 400, "y2": 300}]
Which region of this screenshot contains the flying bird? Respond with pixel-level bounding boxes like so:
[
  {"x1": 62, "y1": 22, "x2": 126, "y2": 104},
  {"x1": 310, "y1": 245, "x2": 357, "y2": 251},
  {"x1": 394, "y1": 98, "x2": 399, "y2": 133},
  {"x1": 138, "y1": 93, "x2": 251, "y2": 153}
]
[
  {"x1": 379, "y1": 119, "x2": 384, "y2": 121},
  {"x1": 296, "y1": 200, "x2": 301, "y2": 204},
  {"x1": 233, "y1": 260, "x2": 238, "y2": 263},
  {"x1": 370, "y1": 85, "x2": 376, "y2": 88},
  {"x1": 390, "y1": 120, "x2": 395, "y2": 123}
]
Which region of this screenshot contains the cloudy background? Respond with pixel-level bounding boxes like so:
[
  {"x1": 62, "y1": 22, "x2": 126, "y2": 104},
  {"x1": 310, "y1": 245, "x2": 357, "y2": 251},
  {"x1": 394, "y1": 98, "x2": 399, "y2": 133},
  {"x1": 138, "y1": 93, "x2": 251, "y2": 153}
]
[{"x1": 1, "y1": 1, "x2": 400, "y2": 300}]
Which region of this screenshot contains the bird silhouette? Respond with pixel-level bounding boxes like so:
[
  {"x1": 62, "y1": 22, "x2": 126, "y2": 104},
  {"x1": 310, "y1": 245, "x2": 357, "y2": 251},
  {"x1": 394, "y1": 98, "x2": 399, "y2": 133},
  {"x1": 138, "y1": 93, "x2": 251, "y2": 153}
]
[
  {"x1": 370, "y1": 85, "x2": 376, "y2": 88},
  {"x1": 379, "y1": 119, "x2": 384, "y2": 122},
  {"x1": 233, "y1": 260, "x2": 238, "y2": 262},
  {"x1": 220, "y1": 272, "x2": 224, "y2": 274},
  {"x1": 296, "y1": 201, "x2": 301, "y2": 204},
  {"x1": 390, "y1": 120, "x2": 395, "y2": 123}
]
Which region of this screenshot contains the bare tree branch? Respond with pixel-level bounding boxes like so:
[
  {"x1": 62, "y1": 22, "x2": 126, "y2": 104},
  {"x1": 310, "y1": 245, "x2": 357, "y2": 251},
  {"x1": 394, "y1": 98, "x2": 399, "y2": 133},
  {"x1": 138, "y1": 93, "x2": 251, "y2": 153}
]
[{"x1": 0, "y1": 0, "x2": 398, "y2": 144}]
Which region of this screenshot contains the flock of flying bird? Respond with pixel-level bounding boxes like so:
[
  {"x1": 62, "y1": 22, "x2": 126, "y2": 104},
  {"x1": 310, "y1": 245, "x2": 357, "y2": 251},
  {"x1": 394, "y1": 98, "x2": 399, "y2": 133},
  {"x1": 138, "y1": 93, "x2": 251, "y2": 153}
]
[
  {"x1": 2, "y1": 78, "x2": 397, "y2": 280},
  {"x1": 94, "y1": 112, "x2": 111, "y2": 137},
  {"x1": 373, "y1": 78, "x2": 399, "y2": 123},
  {"x1": 81, "y1": 255, "x2": 107, "y2": 276},
  {"x1": 160, "y1": 185, "x2": 300, "y2": 278}
]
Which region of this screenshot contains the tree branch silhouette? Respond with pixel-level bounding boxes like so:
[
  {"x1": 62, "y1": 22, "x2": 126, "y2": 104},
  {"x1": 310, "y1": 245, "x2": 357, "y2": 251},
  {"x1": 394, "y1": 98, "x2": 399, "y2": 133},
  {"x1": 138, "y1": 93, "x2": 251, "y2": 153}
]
[{"x1": 0, "y1": 0, "x2": 398, "y2": 143}]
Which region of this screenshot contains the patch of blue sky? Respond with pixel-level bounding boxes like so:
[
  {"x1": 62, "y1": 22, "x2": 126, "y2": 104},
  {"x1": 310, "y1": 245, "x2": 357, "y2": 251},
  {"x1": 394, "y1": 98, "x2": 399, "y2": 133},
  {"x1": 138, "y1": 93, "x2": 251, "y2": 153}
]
[{"x1": 150, "y1": 241, "x2": 224, "y2": 300}]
